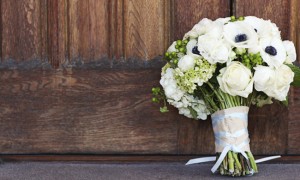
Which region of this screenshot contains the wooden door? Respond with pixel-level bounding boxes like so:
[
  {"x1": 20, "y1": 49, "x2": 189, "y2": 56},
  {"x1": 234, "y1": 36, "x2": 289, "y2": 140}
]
[{"x1": 0, "y1": 0, "x2": 299, "y2": 156}]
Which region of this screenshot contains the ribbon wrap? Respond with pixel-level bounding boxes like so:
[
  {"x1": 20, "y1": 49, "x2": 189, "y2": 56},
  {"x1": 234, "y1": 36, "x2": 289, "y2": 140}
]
[{"x1": 186, "y1": 106, "x2": 281, "y2": 173}]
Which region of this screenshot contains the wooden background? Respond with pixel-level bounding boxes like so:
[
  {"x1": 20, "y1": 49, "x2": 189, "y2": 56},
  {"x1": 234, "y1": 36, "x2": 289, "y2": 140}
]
[{"x1": 0, "y1": 0, "x2": 299, "y2": 156}]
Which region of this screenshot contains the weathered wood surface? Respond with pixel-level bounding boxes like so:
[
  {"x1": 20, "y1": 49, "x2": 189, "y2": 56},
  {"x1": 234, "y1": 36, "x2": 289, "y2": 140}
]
[
  {"x1": 0, "y1": 69, "x2": 178, "y2": 154},
  {"x1": 123, "y1": 0, "x2": 170, "y2": 60},
  {"x1": 47, "y1": 0, "x2": 67, "y2": 68},
  {"x1": 173, "y1": 0, "x2": 230, "y2": 40},
  {"x1": 68, "y1": 0, "x2": 109, "y2": 63},
  {"x1": 288, "y1": 0, "x2": 300, "y2": 154},
  {"x1": 1, "y1": 0, "x2": 47, "y2": 62}
]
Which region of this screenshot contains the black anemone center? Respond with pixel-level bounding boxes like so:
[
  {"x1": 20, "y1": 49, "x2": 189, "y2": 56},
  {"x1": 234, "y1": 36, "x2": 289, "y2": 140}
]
[
  {"x1": 265, "y1": 46, "x2": 277, "y2": 56},
  {"x1": 192, "y1": 46, "x2": 200, "y2": 55},
  {"x1": 235, "y1": 34, "x2": 247, "y2": 43}
]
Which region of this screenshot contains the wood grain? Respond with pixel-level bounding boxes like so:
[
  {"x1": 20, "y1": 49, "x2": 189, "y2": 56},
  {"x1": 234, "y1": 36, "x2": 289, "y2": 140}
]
[
  {"x1": 68, "y1": 0, "x2": 109, "y2": 63},
  {"x1": 1, "y1": 0, "x2": 46, "y2": 62},
  {"x1": 235, "y1": 0, "x2": 291, "y2": 39},
  {"x1": 123, "y1": 0, "x2": 170, "y2": 60},
  {"x1": 0, "y1": 69, "x2": 177, "y2": 154},
  {"x1": 109, "y1": 0, "x2": 124, "y2": 59},
  {"x1": 174, "y1": 0, "x2": 230, "y2": 155},
  {"x1": 47, "y1": 0, "x2": 68, "y2": 68},
  {"x1": 173, "y1": 0, "x2": 230, "y2": 40},
  {"x1": 288, "y1": 0, "x2": 300, "y2": 154}
]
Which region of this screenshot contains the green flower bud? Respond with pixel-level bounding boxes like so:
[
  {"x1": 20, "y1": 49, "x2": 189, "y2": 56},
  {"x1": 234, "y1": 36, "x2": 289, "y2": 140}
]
[
  {"x1": 173, "y1": 59, "x2": 178, "y2": 65},
  {"x1": 176, "y1": 40, "x2": 182, "y2": 46},
  {"x1": 238, "y1": 16, "x2": 245, "y2": 21},
  {"x1": 179, "y1": 47, "x2": 185, "y2": 53},
  {"x1": 152, "y1": 97, "x2": 158, "y2": 103}
]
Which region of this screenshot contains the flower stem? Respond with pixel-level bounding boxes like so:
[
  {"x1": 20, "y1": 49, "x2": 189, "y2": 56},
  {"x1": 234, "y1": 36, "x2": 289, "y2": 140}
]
[{"x1": 228, "y1": 151, "x2": 235, "y2": 173}]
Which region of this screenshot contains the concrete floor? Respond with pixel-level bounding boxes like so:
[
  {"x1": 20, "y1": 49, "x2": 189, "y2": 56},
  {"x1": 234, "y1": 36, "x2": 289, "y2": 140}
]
[{"x1": 0, "y1": 162, "x2": 299, "y2": 180}]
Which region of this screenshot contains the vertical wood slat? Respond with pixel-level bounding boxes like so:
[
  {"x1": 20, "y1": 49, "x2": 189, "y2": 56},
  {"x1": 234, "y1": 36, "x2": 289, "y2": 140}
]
[
  {"x1": 174, "y1": 0, "x2": 231, "y2": 154},
  {"x1": 109, "y1": 0, "x2": 124, "y2": 60},
  {"x1": 173, "y1": 0, "x2": 231, "y2": 40},
  {"x1": 288, "y1": 0, "x2": 300, "y2": 154},
  {"x1": 47, "y1": 0, "x2": 68, "y2": 68},
  {"x1": 1, "y1": 0, "x2": 46, "y2": 63},
  {"x1": 123, "y1": 0, "x2": 170, "y2": 61},
  {"x1": 235, "y1": 0, "x2": 294, "y2": 154},
  {"x1": 68, "y1": 0, "x2": 109, "y2": 63}
]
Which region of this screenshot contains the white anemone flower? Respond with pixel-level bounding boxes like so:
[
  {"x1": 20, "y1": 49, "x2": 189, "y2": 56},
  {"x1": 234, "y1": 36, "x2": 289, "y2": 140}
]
[
  {"x1": 244, "y1": 16, "x2": 281, "y2": 39},
  {"x1": 223, "y1": 21, "x2": 258, "y2": 48},
  {"x1": 198, "y1": 34, "x2": 232, "y2": 64},
  {"x1": 283, "y1": 40, "x2": 297, "y2": 64},
  {"x1": 186, "y1": 39, "x2": 201, "y2": 58},
  {"x1": 259, "y1": 37, "x2": 286, "y2": 68}
]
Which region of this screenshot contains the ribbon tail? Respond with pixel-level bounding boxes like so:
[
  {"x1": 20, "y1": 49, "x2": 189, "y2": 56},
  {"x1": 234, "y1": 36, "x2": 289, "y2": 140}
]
[
  {"x1": 255, "y1": 155, "x2": 281, "y2": 163},
  {"x1": 185, "y1": 157, "x2": 216, "y2": 165},
  {"x1": 210, "y1": 146, "x2": 231, "y2": 173}
]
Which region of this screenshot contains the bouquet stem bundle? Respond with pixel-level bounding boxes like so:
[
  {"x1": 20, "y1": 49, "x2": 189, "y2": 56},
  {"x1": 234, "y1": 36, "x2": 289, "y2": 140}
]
[{"x1": 217, "y1": 151, "x2": 257, "y2": 176}]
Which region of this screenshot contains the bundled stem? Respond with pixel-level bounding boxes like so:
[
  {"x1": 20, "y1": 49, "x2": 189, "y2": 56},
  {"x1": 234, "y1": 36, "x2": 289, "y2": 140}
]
[{"x1": 217, "y1": 151, "x2": 258, "y2": 176}]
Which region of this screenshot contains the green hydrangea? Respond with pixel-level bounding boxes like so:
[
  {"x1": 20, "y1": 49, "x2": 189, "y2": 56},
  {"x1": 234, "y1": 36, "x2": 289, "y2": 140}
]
[{"x1": 174, "y1": 58, "x2": 216, "y2": 93}]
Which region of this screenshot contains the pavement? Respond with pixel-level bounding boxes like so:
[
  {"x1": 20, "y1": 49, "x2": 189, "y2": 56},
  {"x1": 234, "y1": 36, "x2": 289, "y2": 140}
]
[{"x1": 0, "y1": 162, "x2": 299, "y2": 180}]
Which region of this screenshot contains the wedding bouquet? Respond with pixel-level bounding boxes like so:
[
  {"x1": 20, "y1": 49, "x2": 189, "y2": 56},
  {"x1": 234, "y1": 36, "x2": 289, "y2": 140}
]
[{"x1": 152, "y1": 16, "x2": 300, "y2": 177}]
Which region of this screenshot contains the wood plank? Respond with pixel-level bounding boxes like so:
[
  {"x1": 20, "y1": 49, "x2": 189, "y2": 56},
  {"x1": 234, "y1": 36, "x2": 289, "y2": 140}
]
[
  {"x1": 47, "y1": 0, "x2": 68, "y2": 68},
  {"x1": 0, "y1": 69, "x2": 177, "y2": 154},
  {"x1": 174, "y1": 0, "x2": 230, "y2": 155},
  {"x1": 109, "y1": 0, "x2": 124, "y2": 59},
  {"x1": 288, "y1": 0, "x2": 300, "y2": 154},
  {"x1": 1, "y1": 155, "x2": 300, "y2": 163},
  {"x1": 173, "y1": 0, "x2": 230, "y2": 40},
  {"x1": 123, "y1": 0, "x2": 170, "y2": 60},
  {"x1": 1, "y1": 0, "x2": 46, "y2": 62},
  {"x1": 68, "y1": 0, "x2": 109, "y2": 63},
  {"x1": 235, "y1": 0, "x2": 291, "y2": 39}
]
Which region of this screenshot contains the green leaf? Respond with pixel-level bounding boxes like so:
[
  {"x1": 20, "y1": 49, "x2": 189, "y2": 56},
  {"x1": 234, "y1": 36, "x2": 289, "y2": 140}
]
[
  {"x1": 188, "y1": 106, "x2": 198, "y2": 119},
  {"x1": 286, "y1": 64, "x2": 300, "y2": 87}
]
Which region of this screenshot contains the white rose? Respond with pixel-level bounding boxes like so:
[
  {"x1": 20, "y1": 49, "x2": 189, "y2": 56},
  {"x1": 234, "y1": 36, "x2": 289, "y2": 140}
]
[
  {"x1": 167, "y1": 41, "x2": 177, "y2": 52},
  {"x1": 217, "y1": 62, "x2": 254, "y2": 98},
  {"x1": 253, "y1": 65, "x2": 276, "y2": 92},
  {"x1": 215, "y1": 17, "x2": 231, "y2": 24},
  {"x1": 254, "y1": 65, "x2": 294, "y2": 101},
  {"x1": 259, "y1": 37, "x2": 286, "y2": 68},
  {"x1": 244, "y1": 16, "x2": 281, "y2": 39},
  {"x1": 283, "y1": 40, "x2": 296, "y2": 64},
  {"x1": 178, "y1": 55, "x2": 195, "y2": 72},
  {"x1": 198, "y1": 34, "x2": 232, "y2": 64},
  {"x1": 223, "y1": 21, "x2": 258, "y2": 48},
  {"x1": 183, "y1": 18, "x2": 212, "y2": 39}
]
